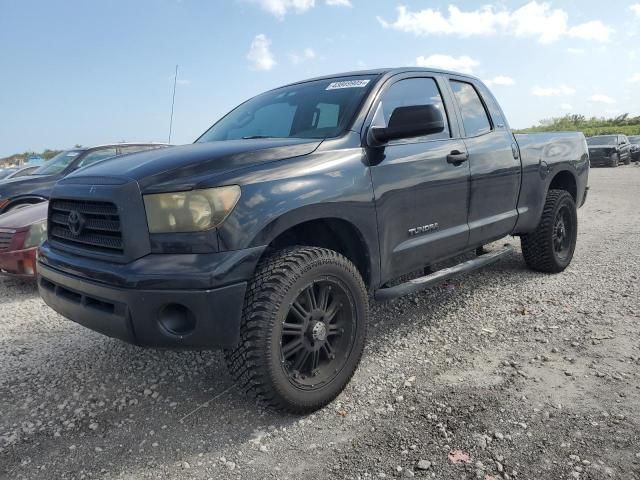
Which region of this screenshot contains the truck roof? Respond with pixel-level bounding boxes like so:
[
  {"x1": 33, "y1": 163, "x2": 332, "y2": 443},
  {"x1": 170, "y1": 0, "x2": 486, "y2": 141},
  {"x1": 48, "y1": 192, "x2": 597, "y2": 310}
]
[{"x1": 282, "y1": 67, "x2": 479, "y2": 88}]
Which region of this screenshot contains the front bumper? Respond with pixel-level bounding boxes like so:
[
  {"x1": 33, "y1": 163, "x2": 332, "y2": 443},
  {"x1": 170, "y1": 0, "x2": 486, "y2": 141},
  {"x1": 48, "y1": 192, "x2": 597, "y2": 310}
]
[
  {"x1": 37, "y1": 245, "x2": 266, "y2": 349},
  {"x1": 589, "y1": 157, "x2": 613, "y2": 167},
  {"x1": 0, "y1": 247, "x2": 38, "y2": 278}
]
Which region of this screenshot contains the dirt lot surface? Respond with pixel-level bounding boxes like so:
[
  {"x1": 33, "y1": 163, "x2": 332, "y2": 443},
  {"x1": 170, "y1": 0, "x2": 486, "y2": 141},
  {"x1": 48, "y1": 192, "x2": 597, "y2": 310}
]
[{"x1": 1, "y1": 166, "x2": 639, "y2": 480}]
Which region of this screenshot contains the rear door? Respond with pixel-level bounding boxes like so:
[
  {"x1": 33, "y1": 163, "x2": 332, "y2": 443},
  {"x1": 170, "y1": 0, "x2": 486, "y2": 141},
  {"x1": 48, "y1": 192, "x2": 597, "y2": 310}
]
[
  {"x1": 447, "y1": 76, "x2": 521, "y2": 246},
  {"x1": 367, "y1": 74, "x2": 470, "y2": 283}
]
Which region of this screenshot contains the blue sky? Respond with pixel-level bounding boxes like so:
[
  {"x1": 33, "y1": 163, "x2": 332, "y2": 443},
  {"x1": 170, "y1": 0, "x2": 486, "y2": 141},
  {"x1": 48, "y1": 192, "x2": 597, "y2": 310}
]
[{"x1": 1, "y1": 0, "x2": 639, "y2": 157}]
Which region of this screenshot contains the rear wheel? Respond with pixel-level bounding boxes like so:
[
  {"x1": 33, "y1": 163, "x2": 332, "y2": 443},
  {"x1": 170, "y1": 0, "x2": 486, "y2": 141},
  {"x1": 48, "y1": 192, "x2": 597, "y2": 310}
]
[
  {"x1": 225, "y1": 246, "x2": 368, "y2": 413},
  {"x1": 521, "y1": 189, "x2": 577, "y2": 273}
]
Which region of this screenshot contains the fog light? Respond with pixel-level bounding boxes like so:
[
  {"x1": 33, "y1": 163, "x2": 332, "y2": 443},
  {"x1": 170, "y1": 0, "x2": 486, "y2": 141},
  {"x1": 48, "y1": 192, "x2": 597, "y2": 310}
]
[{"x1": 157, "y1": 304, "x2": 196, "y2": 336}]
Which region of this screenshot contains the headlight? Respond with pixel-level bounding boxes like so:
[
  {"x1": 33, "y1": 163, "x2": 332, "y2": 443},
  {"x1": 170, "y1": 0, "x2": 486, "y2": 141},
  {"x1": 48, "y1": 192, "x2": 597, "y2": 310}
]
[
  {"x1": 144, "y1": 185, "x2": 241, "y2": 233},
  {"x1": 24, "y1": 219, "x2": 47, "y2": 248}
]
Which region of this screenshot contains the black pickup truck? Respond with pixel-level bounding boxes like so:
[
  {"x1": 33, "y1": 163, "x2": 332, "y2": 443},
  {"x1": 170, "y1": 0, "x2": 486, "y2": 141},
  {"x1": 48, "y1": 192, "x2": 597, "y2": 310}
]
[
  {"x1": 586, "y1": 134, "x2": 633, "y2": 167},
  {"x1": 37, "y1": 68, "x2": 589, "y2": 413}
]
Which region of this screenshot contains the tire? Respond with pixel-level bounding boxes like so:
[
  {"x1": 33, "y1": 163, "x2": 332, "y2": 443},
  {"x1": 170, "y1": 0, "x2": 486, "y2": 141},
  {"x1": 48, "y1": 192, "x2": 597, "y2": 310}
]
[
  {"x1": 520, "y1": 189, "x2": 578, "y2": 273},
  {"x1": 624, "y1": 155, "x2": 631, "y2": 166},
  {"x1": 610, "y1": 153, "x2": 619, "y2": 167},
  {"x1": 225, "y1": 246, "x2": 369, "y2": 413}
]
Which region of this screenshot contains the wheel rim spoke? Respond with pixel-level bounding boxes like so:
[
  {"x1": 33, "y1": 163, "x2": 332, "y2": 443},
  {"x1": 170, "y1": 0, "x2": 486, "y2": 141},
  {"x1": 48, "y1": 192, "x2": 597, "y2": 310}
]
[
  {"x1": 311, "y1": 350, "x2": 320, "y2": 371},
  {"x1": 290, "y1": 301, "x2": 309, "y2": 322},
  {"x1": 282, "y1": 322, "x2": 305, "y2": 336},
  {"x1": 293, "y1": 349, "x2": 310, "y2": 371},
  {"x1": 282, "y1": 339, "x2": 304, "y2": 358},
  {"x1": 305, "y1": 285, "x2": 318, "y2": 310},
  {"x1": 324, "y1": 300, "x2": 340, "y2": 324}
]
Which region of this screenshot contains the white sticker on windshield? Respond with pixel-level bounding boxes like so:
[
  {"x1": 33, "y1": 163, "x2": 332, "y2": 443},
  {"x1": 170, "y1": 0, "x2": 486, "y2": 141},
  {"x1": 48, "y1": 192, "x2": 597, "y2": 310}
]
[
  {"x1": 67, "y1": 152, "x2": 80, "y2": 157},
  {"x1": 326, "y1": 80, "x2": 370, "y2": 90}
]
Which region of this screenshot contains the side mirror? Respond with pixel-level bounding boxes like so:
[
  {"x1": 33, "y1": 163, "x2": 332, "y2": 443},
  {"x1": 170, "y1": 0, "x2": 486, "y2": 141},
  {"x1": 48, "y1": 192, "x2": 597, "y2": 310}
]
[{"x1": 368, "y1": 105, "x2": 445, "y2": 146}]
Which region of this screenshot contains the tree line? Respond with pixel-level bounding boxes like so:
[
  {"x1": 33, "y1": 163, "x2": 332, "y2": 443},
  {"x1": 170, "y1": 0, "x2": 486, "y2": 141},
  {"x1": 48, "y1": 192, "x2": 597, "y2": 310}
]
[
  {"x1": 515, "y1": 114, "x2": 640, "y2": 137},
  {"x1": 0, "y1": 149, "x2": 63, "y2": 167}
]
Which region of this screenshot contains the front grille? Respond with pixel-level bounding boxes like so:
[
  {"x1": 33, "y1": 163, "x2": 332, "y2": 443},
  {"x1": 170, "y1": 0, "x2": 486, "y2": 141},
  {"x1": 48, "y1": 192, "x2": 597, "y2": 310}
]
[
  {"x1": 49, "y1": 200, "x2": 123, "y2": 254},
  {"x1": 0, "y1": 229, "x2": 15, "y2": 252}
]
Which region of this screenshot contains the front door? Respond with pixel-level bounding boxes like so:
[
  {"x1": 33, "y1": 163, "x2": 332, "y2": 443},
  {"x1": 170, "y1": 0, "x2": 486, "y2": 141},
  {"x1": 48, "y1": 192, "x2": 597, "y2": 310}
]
[{"x1": 367, "y1": 75, "x2": 470, "y2": 284}]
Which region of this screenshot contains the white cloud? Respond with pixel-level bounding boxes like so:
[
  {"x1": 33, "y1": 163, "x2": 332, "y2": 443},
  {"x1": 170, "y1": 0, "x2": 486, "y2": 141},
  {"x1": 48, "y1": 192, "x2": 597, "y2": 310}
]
[
  {"x1": 289, "y1": 47, "x2": 316, "y2": 64},
  {"x1": 627, "y1": 73, "x2": 640, "y2": 83},
  {"x1": 560, "y1": 103, "x2": 573, "y2": 111},
  {"x1": 531, "y1": 85, "x2": 576, "y2": 97},
  {"x1": 630, "y1": 4, "x2": 640, "y2": 16},
  {"x1": 589, "y1": 94, "x2": 616, "y2": 104},
  {"x1": 247, "y1": 34, "x2": 276, "y2": 71},
  {"x1": 567, "y1": 21, "x2": 612, "y2": 42},
  {"x1": 484, "y1": 75, "x2": 515, "y2": 87},
  {"x1": 249, "y1": 0, "x2": 315, "y2": 18},
  {"x1": 416, "y1": 54, "x2": 479, "y2": 74},
  {"x1": 249, "y1": 0, "x2": 351, "y2": 17},
  {"x1": 567, "y1": 47, "x2": 585, "y2": 54},
  {"x1": 378, "y1": 1, "x2": 613, "y2": 44}
]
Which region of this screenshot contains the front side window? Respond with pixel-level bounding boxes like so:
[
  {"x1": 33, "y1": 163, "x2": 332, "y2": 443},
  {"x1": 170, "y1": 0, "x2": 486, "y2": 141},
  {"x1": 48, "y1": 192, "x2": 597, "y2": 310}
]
[
  {"x1": 33, "y1": 150, "x2": 84, "y2": 175},
  {"x1": 371, "y1": 77, "x2": 450, "y2": 142},
  {"x1": 450, "y1": 80, "x2": 492, "y2": 137},
  {"x1": 77, "y1": 147, "x2": 118, "y2": 168},
  {"x1": 198, "y1": 75, "x2": 376, "y2": 142}
]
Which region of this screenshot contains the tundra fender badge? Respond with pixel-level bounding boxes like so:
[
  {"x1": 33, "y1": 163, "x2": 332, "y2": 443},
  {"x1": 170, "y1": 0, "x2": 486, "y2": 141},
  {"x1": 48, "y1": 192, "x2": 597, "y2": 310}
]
[{"x1": 408, "y1": 223, "x2": 439, "y2": 236}]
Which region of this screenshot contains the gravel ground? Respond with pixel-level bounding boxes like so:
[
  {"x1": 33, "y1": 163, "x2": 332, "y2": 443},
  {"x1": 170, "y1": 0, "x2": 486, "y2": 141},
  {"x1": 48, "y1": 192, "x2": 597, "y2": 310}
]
[{"x1": 1, "y1": 166, "x2": 640, "y2": 480}]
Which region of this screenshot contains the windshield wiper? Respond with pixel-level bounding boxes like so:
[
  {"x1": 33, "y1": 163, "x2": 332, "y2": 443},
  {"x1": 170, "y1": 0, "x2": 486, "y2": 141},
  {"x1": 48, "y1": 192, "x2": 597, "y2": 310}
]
[{"x1": 242, "y1": 135, "x2": 277, "y2": 139}]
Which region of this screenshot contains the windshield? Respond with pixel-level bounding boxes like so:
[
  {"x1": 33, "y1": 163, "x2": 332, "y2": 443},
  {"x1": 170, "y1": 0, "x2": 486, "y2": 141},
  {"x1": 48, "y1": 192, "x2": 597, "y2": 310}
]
[
  {"x1": 33, "y1": 150, "x2": 84, "y2": 175},
  {"x1": 197, "y1": 76, "x2": 376, "y2": 143},
  {"x1": 587, "y1": 136, "x2": 617, "y2": 146}
]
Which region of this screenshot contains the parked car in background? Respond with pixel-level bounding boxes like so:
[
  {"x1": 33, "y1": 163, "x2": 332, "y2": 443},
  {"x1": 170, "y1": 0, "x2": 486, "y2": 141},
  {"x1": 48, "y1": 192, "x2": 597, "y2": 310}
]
[
  {"x1": 628, "y1": 135, "x2": 640, "y2": 163},
  {"x1": 3, "y1": 165, "x2": 39, "y2": 180},
  {"x1": 587, "y1": 135, "x2": 633, "y2": 167},
  {"x1": 0, "y1": 168, "x2": 18, "y2": 180},
  {"x1": 0, "y1": 202, "x2": 47, "y2": 278},
  {"x1": 0, "y1": 143, "x2": 169, "y2": 215}
]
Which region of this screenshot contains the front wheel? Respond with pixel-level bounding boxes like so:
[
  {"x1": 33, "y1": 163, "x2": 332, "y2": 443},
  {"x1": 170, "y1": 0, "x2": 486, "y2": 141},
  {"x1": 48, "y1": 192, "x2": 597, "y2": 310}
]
[
  {"x1": 624, "y1": 155, "x2": 631, "y2": 166},
  {"x1": 225, "y1": 247, "x2": 369, "y2": 413},
  {"x1": 610, "y1": 153, "x2": 620, "y2": 167},
  {"x1": 521, "y1": 189, "x2": 578, "y2": 273}
]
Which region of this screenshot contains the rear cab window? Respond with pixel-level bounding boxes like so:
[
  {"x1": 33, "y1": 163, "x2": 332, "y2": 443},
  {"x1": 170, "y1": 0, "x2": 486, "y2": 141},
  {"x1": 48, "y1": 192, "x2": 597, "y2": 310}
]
[{"x1": 449, "y1": 80, "x2": 492, "y2": 137}]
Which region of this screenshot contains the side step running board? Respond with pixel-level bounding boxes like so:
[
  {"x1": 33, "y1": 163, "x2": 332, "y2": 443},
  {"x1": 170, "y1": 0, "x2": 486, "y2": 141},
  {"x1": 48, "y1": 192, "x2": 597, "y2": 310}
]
[{"x1": 374, "y1": 246, "x2": 513, "y2": 302}]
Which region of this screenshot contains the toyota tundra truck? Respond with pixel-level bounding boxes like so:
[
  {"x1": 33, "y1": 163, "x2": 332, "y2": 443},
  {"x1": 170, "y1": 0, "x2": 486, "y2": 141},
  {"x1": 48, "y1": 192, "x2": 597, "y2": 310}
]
[{"x1": 37, "y1": 68, "x2": 589, "y2": 413}]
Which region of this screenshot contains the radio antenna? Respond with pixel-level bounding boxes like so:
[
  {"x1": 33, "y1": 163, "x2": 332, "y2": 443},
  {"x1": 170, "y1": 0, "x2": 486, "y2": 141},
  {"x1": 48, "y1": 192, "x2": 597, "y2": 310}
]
[{"x1": 168, "y1": 64, "x2": 178, "y2": 144}]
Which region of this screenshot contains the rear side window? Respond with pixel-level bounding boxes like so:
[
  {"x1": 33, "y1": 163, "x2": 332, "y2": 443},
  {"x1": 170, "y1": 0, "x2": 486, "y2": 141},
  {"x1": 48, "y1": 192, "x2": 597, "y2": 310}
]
[
  {"x1": 371, "y1": 77, "x2": 450, "y2": 142},
  {"x1": 450, "y1": 80, "x2": 492, "y2": 137}
]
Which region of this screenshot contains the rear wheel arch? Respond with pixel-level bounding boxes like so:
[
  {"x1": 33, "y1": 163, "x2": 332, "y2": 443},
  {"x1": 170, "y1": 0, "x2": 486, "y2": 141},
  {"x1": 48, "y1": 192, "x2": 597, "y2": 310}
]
[{"x1": 547, "y1": 170, "x2": 577, "y2": 201}]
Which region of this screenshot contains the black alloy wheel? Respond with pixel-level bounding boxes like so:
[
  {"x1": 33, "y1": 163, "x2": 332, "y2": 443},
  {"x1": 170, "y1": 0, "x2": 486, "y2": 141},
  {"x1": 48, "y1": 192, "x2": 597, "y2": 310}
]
[{"x1": 280, "y1": 279, "x2": 355, "y2": 390}]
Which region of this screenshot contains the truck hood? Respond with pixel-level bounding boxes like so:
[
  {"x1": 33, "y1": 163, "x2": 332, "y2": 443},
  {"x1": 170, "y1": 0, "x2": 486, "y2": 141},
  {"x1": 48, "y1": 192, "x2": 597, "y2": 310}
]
[
  {"x1": 64, "y1": 138, "x2": 323, "y2": 192},
  {"x1": 0, "y1": 174, "x2": 58, "y2": 198}
]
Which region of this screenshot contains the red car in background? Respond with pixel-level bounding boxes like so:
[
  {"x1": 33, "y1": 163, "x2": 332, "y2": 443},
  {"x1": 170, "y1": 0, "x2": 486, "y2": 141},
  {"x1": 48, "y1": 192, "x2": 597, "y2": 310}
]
[{"x1": 0, "y1": 202, "x2": 47, "y2": 278}]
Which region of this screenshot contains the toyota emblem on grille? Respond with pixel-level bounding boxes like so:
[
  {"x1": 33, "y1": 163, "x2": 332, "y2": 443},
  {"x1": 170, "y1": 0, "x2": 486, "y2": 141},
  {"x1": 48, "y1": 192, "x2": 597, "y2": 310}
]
[{"x1": 67, "y1": 210, "x2": 85, "y2": 236}]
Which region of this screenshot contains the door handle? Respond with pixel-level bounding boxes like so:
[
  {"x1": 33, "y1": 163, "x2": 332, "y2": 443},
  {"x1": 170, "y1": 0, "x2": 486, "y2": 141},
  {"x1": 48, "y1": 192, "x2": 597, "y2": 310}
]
[{"x1": 446, "y1": 150, "x2": 469, "y2": 165}]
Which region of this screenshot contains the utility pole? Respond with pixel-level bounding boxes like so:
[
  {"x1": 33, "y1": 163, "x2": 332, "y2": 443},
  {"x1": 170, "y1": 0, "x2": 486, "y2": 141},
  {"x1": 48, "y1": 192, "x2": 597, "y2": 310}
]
[{"x1": 168, "y1": 64, "x2": 178, "y2": 144}]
